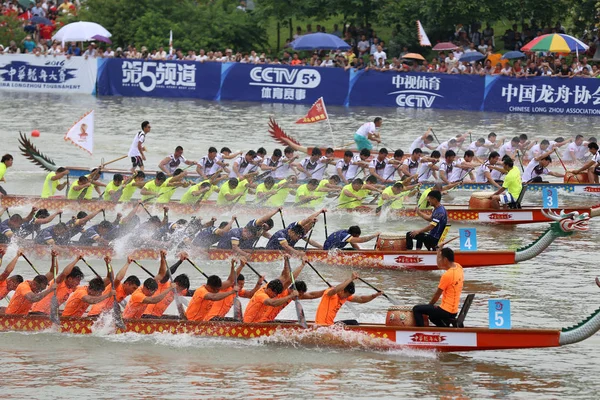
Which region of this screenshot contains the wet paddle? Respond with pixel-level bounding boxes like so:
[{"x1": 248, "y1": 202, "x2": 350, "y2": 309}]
[
  {"x1": 286, "y1": 257, "x2": 307, "y2": 329},
  {"x1": 555, "y1": 149, "x2": 579, "y2": 183},
  {"x1": 21, "y1": 254, "x2": 40, "y2": 275},
  {"x1": 106, "y1": 261, "x2": 126, "y2": 329},
  {"x1": 279, "y1": 209, "x2": 286, "y2": 228},
  {"x1": 49, "y1": 253, "x2": 60, "y2": 326},
  {"x1": 322, "y1": 210, "x2": 328, "y2": 238},
  {"x1": 185, "y1": 258, "x2": 209, "y2": 279},
  {"x1": 516, "y1": 150, "x2": 525, "y2": 172},
  {"x1": 132, "y1": 260, "x2": 156, "y2": 278},
  {"x1": 139, "y1": 202, "x2": 154, "y2": 218},
  {"x1": 232, "y1": 260, "x2": 243, "y2": 322},
  {"x1": 303, "y1": 228, "x2": 314, "y2": 251},
  {"x1": 165, "y1": 259, "x2": 187, "y2": 321},
  {"x1": 356, "y1": 277, "x2": 400, "y2": 305},
  {"x1": 80, "y1": 257, "x2": 103, "y2": 279},
  {"x1": 430, "y1": 128, "x2": 441, "y2": 145}
]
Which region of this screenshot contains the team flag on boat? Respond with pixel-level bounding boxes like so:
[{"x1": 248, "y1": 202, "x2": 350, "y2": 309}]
[
  {"x1": 417, "y1": 20, "x2": 432, "y2": 47},
  {"x1": 64, "y1": 110, "x2": 94, "y2": 155},
  {"x1": 295, "y1": 97, "x2": 329, "y2": 124}
]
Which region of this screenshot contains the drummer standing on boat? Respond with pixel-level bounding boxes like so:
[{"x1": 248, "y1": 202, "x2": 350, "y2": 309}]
[
  {"x1": 412, "y1": 247, "x2": 463, "y2": 327},
  {"x1": 128, "y1": 121, "x2": 151, "y2": 173},
  {"x1": 354, "y1": 117, "x2": 382, "y2": 151}
]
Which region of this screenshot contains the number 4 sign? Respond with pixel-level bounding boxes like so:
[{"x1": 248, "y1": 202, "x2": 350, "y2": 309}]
[
  {"x1": 488, "y1": 299, "x2": 511, "y2": 329},
  {"x1": 543, "y1": 188, "x2": 558, "y2": 208},
  {"x1": 459, "y1": 228, "x2": 477, "y2": 251}
]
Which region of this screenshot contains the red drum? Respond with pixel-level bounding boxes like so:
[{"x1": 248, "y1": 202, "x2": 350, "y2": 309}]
[
  {"x1": 564, "y1": 173, "x2": 589, "y2": 183},
  {"x1": 375, "y1": 235, "x2": 407, "y2": 251},
  {"x1": 386, "y1": 306, "x2": 428, "y2": 327},
  {"x1": 468, "y1": 191, "x2": 494, "y2": 209}
]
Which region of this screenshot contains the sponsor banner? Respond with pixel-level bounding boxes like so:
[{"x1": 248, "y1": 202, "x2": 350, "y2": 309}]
[
  {"x1": 382, "y1": 253, "x2": 437, "y2": 267},
  {"x1": 577, "y1": 185, "x2": 600, "y2": 194},
  {"x1": 219, "y1": 63, "x2": 348, "y2": 105},
  {"x1": 483, "y1": 75, "x2": 600, "y2": 116},
  {"x1": 478, "y1": 211, "x2": 533, "y2": 222},
  {"x1": 0, "y1": 54, "x2": 97, "y2": 94},
  {"x1": 395, "y1": 331, "x2": 477, "y2": 347},
  {"x1": 96, "y1": 58, "x2": 221, "y2": 99},
  {"x1": 347, "y1": 71, "x2": 484, "y2": 110}
]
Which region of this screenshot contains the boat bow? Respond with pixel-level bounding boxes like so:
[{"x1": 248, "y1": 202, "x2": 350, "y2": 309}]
[
  {"x1": 514, "y1": 210, "x2": 590, "y2": 263},
  {"x1": 560, "y1": 280, "x2": 600, "y2": 346}
]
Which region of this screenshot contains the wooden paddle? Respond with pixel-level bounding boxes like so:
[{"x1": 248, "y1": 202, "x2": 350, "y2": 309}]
[
  {"x1": 106, "y1": 261, "x2": 126, "y2": 330},
  {"x1": 80, "y1": 257, "x2": 103, "y2": 278},
  {"x1": 21, "y1": 253, "x2": 40, "y2": 275},
  {"x1": 132, "y1": 260, "x2": 156, "y2": 278},
  {"x1": 286, "y1": 257, "x2": 307, "y2": 329},
  {"x1": 185, "y1": 258, "x2": 209, "y2": 279},
  {"x1": 555, "y1": 149, "x2": 579, "y2": 183},
  {"x1": 279, "y1": 209, "x2": 286, "y2": 228},
  {"x1": 303, "y1": 228, "x2": 314, "y2": 251},
  {"x1": 322, "y1": 210, "x2": 329, "y2": 239},
  {"x1": 515, "y1": 150, "x2": 525, "y2": 172},
  {"x1": 49, "y1": 252, "x2": 60, "y2": 326},
  {"x1": 232, "y1": 260, "x2": 243, "y2": 322},
  {"x1": 356, "y1": 277, "x2": 400, "y2": 305},
  {"x1": 430, "y1": 128, "x2": 441, "y2": 145},
  {"x1": 165, "y1": 258, "x2": 187, "y2": 321},
  {"x1": 101, "y1": 155, "x2": 128, "y2": 168}
]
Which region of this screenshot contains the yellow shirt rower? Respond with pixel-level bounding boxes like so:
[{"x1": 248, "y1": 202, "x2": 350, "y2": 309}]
[{"x1": 41, "y1": 168, "x2": 70, "y2": 198}]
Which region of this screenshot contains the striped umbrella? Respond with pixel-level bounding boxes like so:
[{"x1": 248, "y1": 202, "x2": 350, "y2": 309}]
[{"x1": 521, "y1": 33, "x2": 589, "y2": 53}]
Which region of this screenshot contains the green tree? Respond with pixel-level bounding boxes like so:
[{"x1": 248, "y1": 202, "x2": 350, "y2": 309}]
[{"x1": 79, "y1": 0, "x2": 267, "y2": 52}]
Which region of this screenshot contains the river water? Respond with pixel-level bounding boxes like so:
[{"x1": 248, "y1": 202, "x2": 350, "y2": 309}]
[{"x1": 0, "y1": 91, "x2": 599, "y2": 399}]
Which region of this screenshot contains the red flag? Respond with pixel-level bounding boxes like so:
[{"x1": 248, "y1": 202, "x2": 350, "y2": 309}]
[{"x1": 295, "y1": 97, "x2": 328, "y2": 124}]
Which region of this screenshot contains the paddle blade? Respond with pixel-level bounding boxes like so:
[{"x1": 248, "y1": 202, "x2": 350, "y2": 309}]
[
  {"x1": 174, "y1": 294, "x2": 187, "y2": 320},
  {"x1": 294, "y1": 300, "x2": 308, "y2": 329},
  {"x1": 50, "y1": 296, "x2": 60, "y2": 326},
  {"x1": 233, "y1": 296, "x2": 243, "y2": 322},
  {"x1": 113, "y1": 300, "x2": 126, "y2": 330}
]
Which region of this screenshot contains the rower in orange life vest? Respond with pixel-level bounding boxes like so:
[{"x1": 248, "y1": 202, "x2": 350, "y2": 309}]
[
  {"x1": 29, "y1": 252, "x2": 85, "y2": 315},
  {"x1": 142, "y1": 251, "x2": 191, "y2": 318},
  {"x1": 205, "y1": 258, "x2": 264, "y2": 321},
  {"x1": 4, "y1": 275, "x2": 55, "y2": 315},
  {"x1": 122, "y1": 253, "x2": 176, "y2": 319},
  {"x1": 87, "y1": 255, "x2": 141, "y2": 317},
  {"x1": 0, "y1": 251, "x2": 24, "y2": 311},
  {"x1": 185, "y1": 272, "x2": 239, "y2": 322},
  {"x1": 315, "y1": 272, "x2": 382, "y2": 326},
  {"x1": 62, "y1": 276, "x2": 115, "y2": 318},
  {"x1": 412, "y1": 247, "x2": 463, "y2": 327}
]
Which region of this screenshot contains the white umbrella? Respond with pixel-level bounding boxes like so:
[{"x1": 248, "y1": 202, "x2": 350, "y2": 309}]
[{"x1": 52, "y1": 21, "x2": 111, "y2": 43}]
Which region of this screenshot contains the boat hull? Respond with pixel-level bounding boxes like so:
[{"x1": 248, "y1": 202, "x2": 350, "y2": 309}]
[
  {"x1": 3, "y1": 195, "x2": 598, "y2": 225},
  {"x1": 0, "y1": 314, "x2": 562, "y2": 352}
]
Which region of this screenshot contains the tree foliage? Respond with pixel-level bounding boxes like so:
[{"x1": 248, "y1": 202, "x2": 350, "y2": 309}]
[{"x1": 79, "y1": 0, "x2": 267, "y2": 51}]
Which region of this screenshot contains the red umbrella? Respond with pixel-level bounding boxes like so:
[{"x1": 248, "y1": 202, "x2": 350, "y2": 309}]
[{"x1": 432, "y1": 42, "x2": 459, "y2": 51}]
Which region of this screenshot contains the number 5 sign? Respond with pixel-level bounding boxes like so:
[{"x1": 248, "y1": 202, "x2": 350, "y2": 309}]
[
  {"x1": 459, "y1": 228, "x2": 477, "y2": 251},
  {"x1": 543, "y1": 188, "x2": 558, "y2": 208},
  {"x1": 488, "y1": 299, "x2": 511, "y2": 329}
]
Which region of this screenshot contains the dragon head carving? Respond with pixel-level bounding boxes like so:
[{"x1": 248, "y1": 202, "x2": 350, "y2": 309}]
[{"x1": 542, "y1": 209, "x2": 590, "y2": 234}]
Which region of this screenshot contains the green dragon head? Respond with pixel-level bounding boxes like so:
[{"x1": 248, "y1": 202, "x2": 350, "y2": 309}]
[{"x1": 542, "y1": 209, "x2": 590, "y2": 236}]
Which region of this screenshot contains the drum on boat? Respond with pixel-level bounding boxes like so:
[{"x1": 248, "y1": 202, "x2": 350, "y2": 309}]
[
  {"x1": 564, "y1": 173, "x2": 589, "y2": 184},
  {"x1": 468, "y1": 191, "x2": 495, "y2": 209},
  {"x1": 386, "y1": 306, "x2": 428, "y2": 327},
  {"x1": 375, "y1": 235, "x2": 407, "y2": 251}
]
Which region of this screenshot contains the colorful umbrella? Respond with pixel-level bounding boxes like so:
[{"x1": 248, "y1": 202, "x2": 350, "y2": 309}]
[
  {"x1": 401, "y1": 53, "x2": 425, "y2": 61},
  {"x1": 521, "y1": 34, "x2": 589, "y2": 53},
  {"x1": 459, "y1": 52, "x2": 485, "y2": 62},
  {"x1": 432, "y1": 42, "x2": 458, "y2": 51}
]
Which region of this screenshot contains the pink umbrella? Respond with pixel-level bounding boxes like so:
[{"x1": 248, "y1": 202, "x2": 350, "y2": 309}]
[{"x1": 432, "y1": 42, "x2": 459, "y2": 51}]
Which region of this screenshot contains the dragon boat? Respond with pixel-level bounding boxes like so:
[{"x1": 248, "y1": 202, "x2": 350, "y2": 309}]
[
  {"x1": 2, "y1": 194, "x2": 599, "y2": 225},
  {"x1": 1, "y1": 283, "x2": 600, "y2": 352},
  {"x1": 0, "y1": 211, "x2": 587, "y2": 268},
  {"x1": 420, "y1": 182, "x2": 600, "y2": 196}
]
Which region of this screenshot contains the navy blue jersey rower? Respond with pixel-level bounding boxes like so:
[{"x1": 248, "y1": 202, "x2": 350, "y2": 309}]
[
  {"x1": 406, "y1": 190, "x2": 447, "y2": 251},
  {"x1": 191, "y1": 217, "x2": 236, "y2": 250},
  {"x1": 323, "y1": 226, "x2": 381, "y2": 251}
]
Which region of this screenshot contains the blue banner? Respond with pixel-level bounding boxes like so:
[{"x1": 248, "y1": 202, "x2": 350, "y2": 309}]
[
  {"x1": 483, "y1": 75, "x2": 600, "y2": 116},
  {"x1": 218, "y1": 63, "x2": 349, "y2": 105},
  {"x1": 347, "y1": 71, "x2": 484, "y2": 110},
  {"x1": 96, "y1": 58, "x2": 221, "y2": 99},
  {"x1": 94, "y1": 59, "x2": 600, "y2": 116}
]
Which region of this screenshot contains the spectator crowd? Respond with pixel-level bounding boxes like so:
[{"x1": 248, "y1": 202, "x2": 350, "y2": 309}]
[{"x1": 2, "y1": 1, "x2": 600, "y2": 79}]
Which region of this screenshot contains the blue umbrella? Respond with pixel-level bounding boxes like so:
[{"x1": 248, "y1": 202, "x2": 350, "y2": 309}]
[
  {"x1": 289, "y1": 33, "x2": 350, "y2": 51},
  {"x1": 459, "y1": 52, "x2": 485, "y2": 62},
  {"x1": 502, "y1": 51, "x2": 526, "y2": 60},
  {"x1": 30, "y1": 16, "x2": 51, "y2": 25}
]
